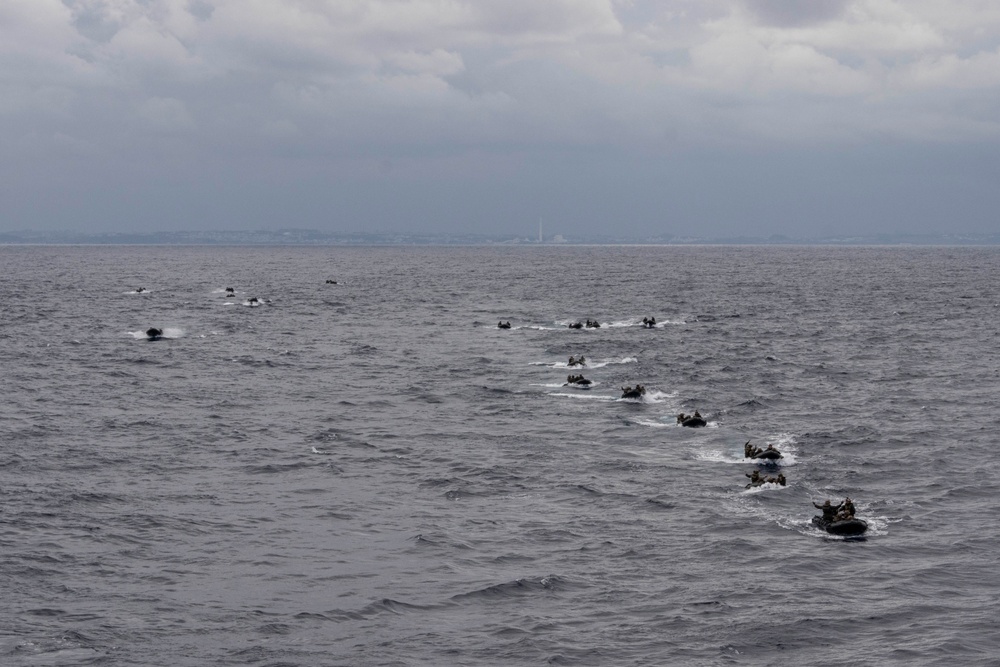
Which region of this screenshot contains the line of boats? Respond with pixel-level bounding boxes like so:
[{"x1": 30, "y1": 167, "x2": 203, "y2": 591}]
[
  {"x1": 143, "y1": 287, "x2": 266, "y2": 339},
  {"x1": 499, "y1": 316, "x2": 870, "y2": 538},
  {"x1": 743, "y1": 441, "x2": 867, "y2": 535}
]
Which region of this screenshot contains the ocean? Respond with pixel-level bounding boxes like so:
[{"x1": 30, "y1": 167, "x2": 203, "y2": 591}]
[{"x1": 1, "y1": 244, "x2": 998, "y2": 666}]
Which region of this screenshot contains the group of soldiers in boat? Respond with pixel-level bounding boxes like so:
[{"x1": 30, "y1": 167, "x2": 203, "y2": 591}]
[
  {"x1": 745, "y1": 469, "x2": 786, "y2": 488},
  {"x1": 496, "y1": 315, "x2": 661, "y2": 330},
  {"x1": 744, "y1": 441, "x2": 783, "y2": 460},
  {"x1": 744, "y1": 440, "x2": 786, "y2": 481},
  {"x1": 567, "y1": 355, "x2": 586, "y2": 367},
  {"x1": 219, "y1": 288, "x2": 260, "y2": 305},
  {"x1": 566, "y1": 374, "x2": 592, "y2": 386},
  {"x1": 222, "y1": 287, "x2": 262, "y2": 306},
  {"x1": 743, "y1": 440, "x2": 787, "y2": 487},
  {"x1": 621, "y1": 384, "x2": 646, "y2": 399},
  {"x1": 676, "y1": 411, "x2": 706, "y2": 427},
  {"x1": 813, "y1": 497, "x2": 857, "y2": 523}
]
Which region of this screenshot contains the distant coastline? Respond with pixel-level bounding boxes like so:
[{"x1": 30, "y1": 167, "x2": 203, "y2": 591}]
[{"x1": 2, "y1": 229, "x2": 999, "y2": 246}]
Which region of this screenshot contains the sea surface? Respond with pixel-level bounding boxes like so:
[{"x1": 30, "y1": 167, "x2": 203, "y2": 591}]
[{"x1": 1, "y1": 245, "x2": 998, "y2": 666}]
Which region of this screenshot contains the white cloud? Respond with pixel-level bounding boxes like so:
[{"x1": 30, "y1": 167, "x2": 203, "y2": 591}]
[
  {"x1": 0, "y1": 0, "x2": 91, "y2": 82},
  {"x1": 4, "y1": 0, "x2": 1000, "y2": 162},
  {"x1": 0, "y1": 0, "x2": 78, "y2": 57}
]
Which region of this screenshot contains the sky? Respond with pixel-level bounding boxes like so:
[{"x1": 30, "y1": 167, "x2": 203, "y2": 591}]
[{"x1": 3, "y1": 0, "x2": 1000, "y2": 239}]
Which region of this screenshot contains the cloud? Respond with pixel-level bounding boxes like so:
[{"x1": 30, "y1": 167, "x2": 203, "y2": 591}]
[
  {"x1": 382, "y1": 49, "x2": 465, "y2": 77},
  {"x1": 687, "y1": 28, "x2": 874, "y2": 96},
  {"x1": 469, "y1": 0, "x2": 623, "y2": 40},
  {"x1": 897, "y1": 47, "x2": 1000, "y2": 90},
  {"x1": 4, "y1": 0, "x2": 1000, "y2": 235},
  {"x1": 137, "y1": 96, "x2": 196, "y2": 131},
  {"x1": 5, "y1": 0, "x2": 1000, "y2": 146},
  {"x1": 742, "y1": 0, "x2": 850, "y2": 27},
  {"x1": 0, "y1": 0, "x2": 89, "y2": 78}
]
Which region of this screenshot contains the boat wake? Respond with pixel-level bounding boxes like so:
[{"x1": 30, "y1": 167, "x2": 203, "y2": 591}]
[
  {"x1": 533, "y1": 382, "x2": 599, "y2": 389},
  {"x1": 604, "y1": 317, "x2": 685, "y2": 328},
  {"x1": 696, "y1": 437, "x2": 798, "y2": 466},
  {"x1": 617, "y1": 389, "x2": 673, "y2": 404},
  {"x1": 532, "y1": 357, "x2": 637, "y2": 369},
  {"x1": 547, "y1": 392, "x2": 619, "y2": 402},
  {"x1": 741, "y1": 482, "x2": 789, "y2": 495}
]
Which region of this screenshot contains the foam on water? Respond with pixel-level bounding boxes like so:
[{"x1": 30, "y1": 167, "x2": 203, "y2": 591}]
[
  {"x1": 697, "y1": 436, "x2": 799, "y2": 466},
  {"x1": 699, "y1": 449, "x2": 799, "y2": 466},
  {"x1": 604, "y1": 317, "x2": 686, "y2": 328},
  {"x1": 615, "y1": 389, "x2": 673, "y2": 404},
  {"x1": 741, "y1": 481, "x2": 790, "y2": 495},
  {"x1": 547, "y1": 391, "x2": 619, "y2": 402},
  {"x1": 532, "y1": 356, "x2": 637, "y2": 369},
  {"x1": 632, "y1": 417, "x2": 680, "y2": 428},
  {"x1": 520, "y1": 320, "x2": 601, "y2": 330},
  {"x1": 695, "y1": 449, "x2": 739, "y2": 463},
  {"x1": 644, "y1": 418, "x2": 721, "y2": 428},
  {"x1": 787, "y1": 513, "x2": 890, "y2": 540}
]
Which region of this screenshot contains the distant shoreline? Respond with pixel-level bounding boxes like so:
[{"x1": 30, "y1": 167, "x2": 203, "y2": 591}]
[
  {"x1": 2, "y1": 230, "x2": 999, "y2": 247},
  {"x1": 4, "y1": 242, "x2": 1000, "y2": 248}
]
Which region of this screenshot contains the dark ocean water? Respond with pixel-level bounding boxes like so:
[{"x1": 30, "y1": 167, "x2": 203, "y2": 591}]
[{"x1": 1, "y1": 245, "x2": 998, "y2": 666}]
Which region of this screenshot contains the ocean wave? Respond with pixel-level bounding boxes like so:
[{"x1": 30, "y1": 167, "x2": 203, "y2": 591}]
[{"x1": 450, "y1": 576, "x2": 571, "y2": 602}]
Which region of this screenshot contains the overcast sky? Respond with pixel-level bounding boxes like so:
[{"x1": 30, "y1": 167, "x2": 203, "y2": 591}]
[{"x1": 3, "y1": 0, "x2": 1000, "y2": 238}]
